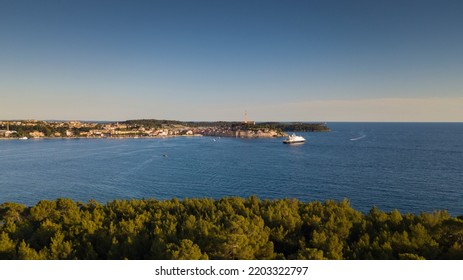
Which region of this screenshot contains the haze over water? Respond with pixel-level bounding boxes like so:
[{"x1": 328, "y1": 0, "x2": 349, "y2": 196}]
[{"x1": 1, "y1": 123, "x2": 462, "y2": 215}]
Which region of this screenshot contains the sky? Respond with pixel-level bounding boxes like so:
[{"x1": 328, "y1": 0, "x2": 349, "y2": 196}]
[{"x1": 1, "y1": 0, "x2": 462, "y2": 122}]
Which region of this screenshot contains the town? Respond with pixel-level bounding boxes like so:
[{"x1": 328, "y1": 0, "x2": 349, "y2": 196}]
[{"x1": 0, "y1": 119, "x2": 330, "y2": 139}]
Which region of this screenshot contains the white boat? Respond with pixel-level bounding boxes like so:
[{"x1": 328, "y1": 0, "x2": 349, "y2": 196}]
[
  {"x1": 283, "y1": 133, "x2": 305, "y2": 144},
  {"x1": 18, "y1": 137, "x2": 28, "y2": 140}
]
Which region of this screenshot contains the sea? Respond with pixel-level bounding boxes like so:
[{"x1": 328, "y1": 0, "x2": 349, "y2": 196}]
[{"x1": 0, "y1": 123, "x2": 462, "y2": 215}]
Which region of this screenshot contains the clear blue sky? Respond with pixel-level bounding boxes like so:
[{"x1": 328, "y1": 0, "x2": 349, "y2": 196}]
[{"x1": 1, "y1": 0, "x2": 462, "y2": 121}]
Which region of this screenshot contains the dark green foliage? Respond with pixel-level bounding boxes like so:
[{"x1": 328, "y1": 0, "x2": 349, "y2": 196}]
[
  {"x1": 4, "y1": 122, "x2": 90, "y2": 138},
  {"x1": 249, "y1": 122, "x2": 330, "y2": 132},
  {"x1": 124, "y1": 119, "x2": 330, "y2": 132},
  {"x1": 124, "y1": 119, "x2": 185, "y2": 129},
  {"x1": 0, "y1": 198, "x2": 461, "y2": 259}
]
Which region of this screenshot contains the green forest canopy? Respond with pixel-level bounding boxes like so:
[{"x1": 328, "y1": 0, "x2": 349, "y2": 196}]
[{"x1": 1, "y1": 197, "x2": 462, "y2": 260}]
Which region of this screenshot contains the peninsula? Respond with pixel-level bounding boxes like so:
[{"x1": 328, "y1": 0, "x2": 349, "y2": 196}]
[{"x1": 0, "y1": 119, "x2": 330, "y2": 139}]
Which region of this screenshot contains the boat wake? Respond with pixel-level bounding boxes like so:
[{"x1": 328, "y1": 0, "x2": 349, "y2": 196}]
[{"x1": 350, "y1": 135, "x2": 366, "y2": 141}]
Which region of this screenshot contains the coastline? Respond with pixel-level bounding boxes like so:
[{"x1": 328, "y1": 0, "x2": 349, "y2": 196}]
[
  {"x1": 1, "y1": 119, "x2": 329, "y2": 140},
  {"x1": 0, "y1": 134, "x2": 205, "y2": 140},
  {"x1": 0, "y1": 133, "x2": 287, "y2": 141}
]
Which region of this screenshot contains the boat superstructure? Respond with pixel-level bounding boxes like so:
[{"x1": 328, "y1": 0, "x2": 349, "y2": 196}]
[{"x1": 283, "y1": 134, "x2": 305, "y2": 144}]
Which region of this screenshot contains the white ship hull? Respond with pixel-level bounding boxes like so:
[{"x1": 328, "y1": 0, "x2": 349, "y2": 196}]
[{"x1": 283, "y1": 134, "x2": 306, "y2": 144}]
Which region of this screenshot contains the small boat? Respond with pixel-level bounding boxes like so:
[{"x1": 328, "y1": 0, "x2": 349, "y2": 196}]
[
  {"x1": 283, "y1": 133, "x2": 305, "y2": 144},
  {"x1": 18, "y1": 137, "x2": 28, "y2": 140}
]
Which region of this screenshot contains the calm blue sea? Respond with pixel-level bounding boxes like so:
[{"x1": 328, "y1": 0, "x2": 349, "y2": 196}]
[{"x1": 0, "y1": 123, "x2": 462, "y2": 215}]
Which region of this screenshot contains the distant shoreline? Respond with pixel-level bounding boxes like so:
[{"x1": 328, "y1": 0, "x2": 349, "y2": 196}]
[
  {"x1": 1, "y1": 119, "x2": 329, "y2": 139},
  {"x1": 0, "y1": 135, "x2": 205, "y2": 140}
]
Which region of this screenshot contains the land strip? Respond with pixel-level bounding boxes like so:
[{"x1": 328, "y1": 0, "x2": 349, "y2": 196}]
[{"x1": 0, "y1": 119, "x2": 330, "y2": 139}]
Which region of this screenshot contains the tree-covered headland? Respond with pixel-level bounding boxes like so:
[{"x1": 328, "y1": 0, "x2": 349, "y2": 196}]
[{"x1": 1, "y1": 197, "x2": 462, "y2": 260}]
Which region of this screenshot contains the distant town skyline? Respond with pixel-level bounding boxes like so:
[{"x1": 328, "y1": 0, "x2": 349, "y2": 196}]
[{"x1": 1, "y1": 0, "x2": 462, "y2": 122}]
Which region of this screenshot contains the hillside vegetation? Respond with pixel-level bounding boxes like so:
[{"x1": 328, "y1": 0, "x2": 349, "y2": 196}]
[
  {"x1": 125, "y1": 119, "x2": 331, "y2": 132},
  {"x1": 1, "y1": 197, "x2": 462, "y2": 260}
]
